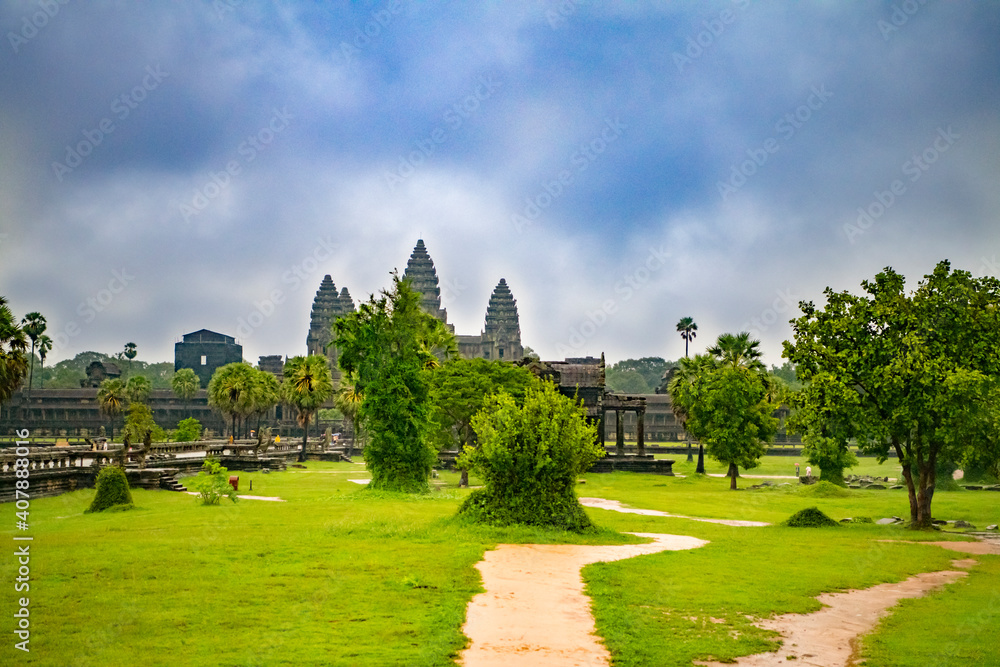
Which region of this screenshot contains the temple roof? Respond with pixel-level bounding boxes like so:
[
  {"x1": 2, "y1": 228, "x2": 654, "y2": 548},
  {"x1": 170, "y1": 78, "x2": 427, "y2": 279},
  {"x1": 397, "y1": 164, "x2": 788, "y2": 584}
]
[
  {"x1": 403, "y1": 239, "x2": 448, "y2": 323},
  {"x1": 484, "y1": 278, "x2": 520, "y2": 337}
]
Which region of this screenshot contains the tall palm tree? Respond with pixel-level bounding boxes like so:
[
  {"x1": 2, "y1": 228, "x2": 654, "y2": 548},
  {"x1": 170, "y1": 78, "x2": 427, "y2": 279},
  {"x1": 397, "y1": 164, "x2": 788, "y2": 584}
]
[
  {"x1": 207, "y1": 362, "x2": 256, "y2": 439},
  {"x1": 0, "y1": 297, "x2": 29, "y2": 403},
  {"x1": 170, "y1": 367, "x2": 201, "y2": 418},
  {"x1": 36, "y1": 334, "x2": 52, "y2": 389},
  {"x1": 97, "y1": 378, "x2": 127, "y2": 438},
  {"x1": 676, "y1": 317, "x2": 698, "y2": 358},
  {"x1": 125, "y1": 375, "x2": 152, "y2": 405},
  {"x1": 282, "y1": 355, "x2": 334, "y2": 462},
  {"x1": 667, "y1": 353, "x2": 715, "y2": 473},
  {"x1": 123, "y1": 342, "x2": 137, "y2": 375},
  {"x1": 333, "y1": 377, "x2": 364, "y2": 459},
  {"x1": 708, "y1": 331, "x2": 766, "y2": 373},
  {"x1": 249, "y1": 369, "x2": 281, "y2": 434},
  {"x1": 21, "y1": 312, "x2": 46, "y2": 394}
]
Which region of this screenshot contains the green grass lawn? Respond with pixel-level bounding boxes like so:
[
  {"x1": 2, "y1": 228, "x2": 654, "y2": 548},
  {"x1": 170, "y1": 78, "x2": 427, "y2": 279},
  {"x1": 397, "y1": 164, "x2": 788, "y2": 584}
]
[
  {"x1": 657, "y1": 451, "x2": 904, "y2": 478},
  {"x1": 2, "y1": 461, "x2": 998, "y2": 666}
]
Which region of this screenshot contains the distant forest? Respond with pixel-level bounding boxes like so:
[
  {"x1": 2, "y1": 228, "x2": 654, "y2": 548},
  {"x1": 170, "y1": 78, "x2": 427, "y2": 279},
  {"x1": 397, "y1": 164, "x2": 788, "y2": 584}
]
[
  {"x1": 32, "y1": 351, "x2": 175, "y2": 390},
  {"x1": 604, "y1": 357, "x2": 801, "y2": 394}
]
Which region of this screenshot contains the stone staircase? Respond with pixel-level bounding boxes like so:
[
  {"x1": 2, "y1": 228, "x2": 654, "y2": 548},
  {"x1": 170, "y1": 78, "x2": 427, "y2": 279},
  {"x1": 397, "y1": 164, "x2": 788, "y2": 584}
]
[{"x1": 159, "y1": 473, "x2": 187, "y2": 493}]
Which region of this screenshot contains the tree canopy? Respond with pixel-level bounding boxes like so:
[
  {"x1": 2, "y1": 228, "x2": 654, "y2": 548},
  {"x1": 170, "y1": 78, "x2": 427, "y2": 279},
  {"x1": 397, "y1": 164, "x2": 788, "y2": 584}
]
[
  {"x1": 783, "y1": 260, "x2": 1000, "y2": 527},
  {"x1": 282, "y1": 355, "x2": 334, "y2": 461},
  {"x1": 605, "y1": 356, "x2": 671, "y2": 394},
  {"x1": 0, "y1": 297, "x2": 29, "y2": 403}
]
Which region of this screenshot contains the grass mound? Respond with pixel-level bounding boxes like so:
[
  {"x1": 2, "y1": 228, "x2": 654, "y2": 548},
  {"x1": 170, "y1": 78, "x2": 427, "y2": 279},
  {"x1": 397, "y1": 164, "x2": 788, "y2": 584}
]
[
  {"x1": 785, "y1": 506, "x2": 839, "y2": 527},
  {"x1": 799, "y1": 481, "x2": 852, "y2": 498}
]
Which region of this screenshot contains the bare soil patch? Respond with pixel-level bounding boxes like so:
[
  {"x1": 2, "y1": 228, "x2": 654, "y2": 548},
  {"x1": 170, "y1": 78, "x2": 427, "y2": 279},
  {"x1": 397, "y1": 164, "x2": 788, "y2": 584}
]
[{"x1": 460, "y1": 533, "x2": 708, "y2": 666}]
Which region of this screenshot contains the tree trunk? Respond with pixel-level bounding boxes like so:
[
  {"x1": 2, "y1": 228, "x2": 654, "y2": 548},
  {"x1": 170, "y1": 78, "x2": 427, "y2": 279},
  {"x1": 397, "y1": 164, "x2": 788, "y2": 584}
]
[
  {"x1": 459, "y1": 469, "x2": 469, "y2": 488},
  {"x1": 299, "y1": 412, "x2": 309, "y2": 463},
  {"x1": 345, "y1": 418, "x2": 355, "y2": 460},
  {"x1": 686, "y1": 440, "x2": 693, "y2": 462},
  {"x1": 696, "y1": 443, "x2": 705, "y2": 474},
  {"x1": 895, "y1": 439, "x2": 920, "y2": 525},
  {"x1": 728, "y1": 462, "x2": 738, "y2": 490}
]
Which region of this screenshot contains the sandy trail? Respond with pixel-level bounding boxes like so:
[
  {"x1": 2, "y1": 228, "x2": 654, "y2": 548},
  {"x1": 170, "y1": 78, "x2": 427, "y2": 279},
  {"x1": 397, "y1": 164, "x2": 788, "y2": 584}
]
[
  {"x1": 579, "y1": 496, "x2": 770, "y2": 527},
  {"x1": 460, "y1": 532, "x2": 708, "y2": 667},
  {"x1": 695, "y1": 563, "x2": 971, "y2": 667}
]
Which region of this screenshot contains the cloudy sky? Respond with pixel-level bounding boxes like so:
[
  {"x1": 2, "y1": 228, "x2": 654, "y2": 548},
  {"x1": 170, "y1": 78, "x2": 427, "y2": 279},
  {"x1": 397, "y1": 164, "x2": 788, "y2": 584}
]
[{"x1": 2, "y1": 1, "x2": 998, "y2": 369}]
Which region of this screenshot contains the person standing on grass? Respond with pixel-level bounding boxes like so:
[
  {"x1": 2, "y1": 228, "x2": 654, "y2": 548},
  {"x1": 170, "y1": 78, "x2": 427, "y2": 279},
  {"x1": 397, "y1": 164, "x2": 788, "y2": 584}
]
[
  {"x1": 795, "y1": 462, "x2": 800, "y2": 477},
  {"x1": 806, "y1": 465, "x2": 812, "y2": 478}
]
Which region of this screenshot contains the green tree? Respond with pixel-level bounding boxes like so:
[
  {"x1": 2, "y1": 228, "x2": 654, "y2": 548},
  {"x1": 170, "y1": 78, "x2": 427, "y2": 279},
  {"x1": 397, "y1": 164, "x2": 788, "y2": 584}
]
[
  {"x1": 708, "y1": 331, "x2": 766, "y2": 373},
  {"x1": 171, "y1": 367, "x2": 201, "y2": 418},
  {"x1": 207, "y1": 362, "x2": 256, "y2": 439},
  {"x1": 193, "y1": 457, "x2": 238, "y2": 505},
  {"x1": 97, "y1": 378, "x2": 127, "y2": 438},
  {"x1": 21, "y1": 311, "x2": 46, "y2": 394},
  {"x1": 123, "y1": 342, "x2": 137, "y2": 375},
  {"x1": 676, "y1": 317, "x2": 698, "y2": 358},
  {"x1": 249, "y1": 369, "x2": 281, "y2": 434},
  {"x1": 426, "y1": 357, "x2": 539, "y2": 486},
  {"x1": 35, "y1": 334, "x2": 52, "y2": 389},
  {"x1": 174, "y1": 417, "x2": 202, "y2": 442},
  {"x1": 457, "y1": 381, "x2": 603, "y2": 530},
  {"x1": 0, "y1": 297, "x2": 29, "y2": 403},
  {"x1": 333, "y1": 377, "x2": 364, "y2": 459},
  {"x1": 86, "y1": 466, "x2": 133, "y2": 513},
  {"x1": 667, "y1": 353, "x2": 715, "y2": 471},
  {"x1": 783, "y1": 261, "x2": 1000, "y2": 527},
  {"x1": 282, "y1": 355, "x2": 334, "y2": 462},
  {"x1": 125, "y1": 375, "x2": 152, "y2": 404},
  {"x1": 335, "y1": 274, "x2": 451, "y2": 493},
  {"x1": 785, "y1": 373, "x2": 859, "y2": 485},
  {"x1": 122, "y1": 402, "x2": 157, "y2": 443}
]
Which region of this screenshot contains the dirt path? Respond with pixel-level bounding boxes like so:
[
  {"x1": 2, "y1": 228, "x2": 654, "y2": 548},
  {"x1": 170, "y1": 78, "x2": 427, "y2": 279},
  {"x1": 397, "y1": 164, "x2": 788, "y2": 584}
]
[
  {"x1": 695, "y1": 562, "x2": 972, "y2": 667},
  {"x1": 459, "y1": 533, "x2": 708, "y2": 666},
  {"x1": 578, "y1": 496, "x2": 770, "y2": 527}
]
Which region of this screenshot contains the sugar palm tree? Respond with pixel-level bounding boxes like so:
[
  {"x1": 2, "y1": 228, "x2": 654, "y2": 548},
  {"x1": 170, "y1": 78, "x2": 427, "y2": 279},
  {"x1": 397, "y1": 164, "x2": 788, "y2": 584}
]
[
  {"x1": 97, "y1": 378, "x2": 127, "y2": 438},
  {"x1": 333, "y1": 376, "x2": 364, "y2": 459},
  {"x1": 21, "y1": 312, "x2": 46, "y2": 394},
  {"x1": 36, "y1": 334, "x2": 52, "y2": 389},
  {"x1": 207, "y1": 362, "x2": 256, "y2": 439},
  {"x1": 282, "y1": 355, "x2": 334, "y2": 462},
  {"x1": 676, "y1": 317, "x2": 697, "y2": 358},
  {"x1": 125, "y1": 375, "x2": 152, "y2": 405},
  {"x1": 170, "y1": 367, "x2": 201, "y2": 418},
  {"x1": 0, "y1": 297, "x2": 29, "y2": 403},
  {"x1": 123, "y1": 342, "x2": 137, "y2": 375},
  {"x1": 249, "y1": 368, "x2": 281, "y2": 434},
  {"x1": 708, "y1": 331, "x2": 766, "y2": 373}
]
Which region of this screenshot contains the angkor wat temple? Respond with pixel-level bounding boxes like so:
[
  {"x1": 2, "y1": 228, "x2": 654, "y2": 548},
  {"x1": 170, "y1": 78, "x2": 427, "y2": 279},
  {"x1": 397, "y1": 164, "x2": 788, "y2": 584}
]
[{"x1": 306, "y1": 239, "x2": 524, "y2": 370}]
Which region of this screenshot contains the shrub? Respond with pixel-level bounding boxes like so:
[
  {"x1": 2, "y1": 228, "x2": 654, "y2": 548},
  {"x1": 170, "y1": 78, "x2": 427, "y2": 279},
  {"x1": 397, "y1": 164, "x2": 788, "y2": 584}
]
[
  {"x1": 86, "y1": 466, "x2": 134, "y2": 513},
  {"x1": 193, "y1": 457, "x2": 238, "y2": 505},
  {"x1": 173, "y1": 417, "x2": 202, "y2": 442},
  {"x1": 785, "y1": 506, "x2": 838, "y2": 527},
  {"x1": 456, "y1": 381, "x2": 603, "y2": 531},
  {"x1": 799, "y1": 481, "x2": 852, "y2": 498}
]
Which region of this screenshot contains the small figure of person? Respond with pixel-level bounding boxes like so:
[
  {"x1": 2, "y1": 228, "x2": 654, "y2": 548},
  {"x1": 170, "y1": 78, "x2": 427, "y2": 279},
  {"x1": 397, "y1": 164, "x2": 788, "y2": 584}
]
[
  {"x1": 806, "y1": 465, "x2": 812, "y2": 478},
  {"x1": 795, "y1": 462, "x2": 800, "y2": 477}
]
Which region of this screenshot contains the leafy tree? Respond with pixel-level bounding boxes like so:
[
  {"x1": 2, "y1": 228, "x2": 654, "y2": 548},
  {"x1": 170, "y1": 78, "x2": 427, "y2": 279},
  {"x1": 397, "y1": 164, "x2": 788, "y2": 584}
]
[
  {"x1": 173, "y1": 417, "x2": 202, "y2": 442},
  {"x1": 97, "y1": 378, "x2": 127, "y2": 437},
  {"x1": 171, "y1": 367, "x2": 201, "y2": 417},
  {"x1": 676, "y1": 317, "x2": 698, "y2": 358},
  {"x1": 249, "y1": 369, "x2": 281, "y2": 434},
  {"x1": 125, "y1": 375, "x2": 152, "y2": 404},
  {"x1": 21, "y1": 311, "x2": 46, "y2": 393},
  {"x1": 606, "y1": 357, "x2": 669, "y2": 393},
  {"x1": 769, "y1": 361, "x2": 802, "y2": 390},
  {"x1": 207, "y1": 362, "x2": 256, "y2": 439},
  {"x1": 783, "y1": 261, "x2": 1000, "y2": 527},
  {"x1": 193, "y1": 457, "x2": 238, "y2": 505},
  {"x1": 282, "y1": 355, "x2": 334, "y2": 462},
  {"x1": 122, "y1": 401, "x2": 157, "y2": 444},
  {"x1": 123, "y1": 342, "x2": 137, "y2": 374},
  {"x1": 667, "y1": 353, "x2": 715, "y2": 472},
  {"x1": 333, "y1": 377, "x2": 364, "y2": 459},
  {"x1": 0, "y1": 298, "x2": 29, "y2": 403},
  {"x1": 426, "y1": 357, "x2": 539, "y2": 486},
  {"x1": 86, "y1": 466, "x2": 133, "y2": 513},
  {"x1": 335, "y1": 274, "x2": 453, "y2": 493},
  {"x1": 785, "y1": 373, "x2": 859, "y2": 485},
  {"x1": 457, "y1": 381, "x2": 603, "y2": 531},
  {"x1": 605, "y1": 368, "x2": 651, "y2": 394},
  {"x1": 522, "y1": 345, "x2": 540, "y2": 361}
]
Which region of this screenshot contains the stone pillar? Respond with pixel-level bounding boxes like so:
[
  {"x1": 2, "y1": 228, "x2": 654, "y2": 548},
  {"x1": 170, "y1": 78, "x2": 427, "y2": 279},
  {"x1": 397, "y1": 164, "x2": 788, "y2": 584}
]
[
  {"x1": 600, "y1": 410, "x2": 606, "y2": 447},
  {"x1": 636, "y1": 408, "x2": 645, "y2": 458},
  {"x1": 615, "y1": 410, "x2": 624, "y2": 457}
]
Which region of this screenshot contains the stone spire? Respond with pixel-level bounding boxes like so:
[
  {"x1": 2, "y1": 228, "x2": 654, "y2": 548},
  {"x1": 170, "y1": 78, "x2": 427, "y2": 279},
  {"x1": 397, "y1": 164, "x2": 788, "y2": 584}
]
[
  {"x1": 403, "y1": 239, "x2": 448, "y2": 324},
  {"x1": 482, "y1": 278, "x2": 523, "y2": 361},
  {"x1": 306, "y1": 276, "x2": 355, "y2": 371}
]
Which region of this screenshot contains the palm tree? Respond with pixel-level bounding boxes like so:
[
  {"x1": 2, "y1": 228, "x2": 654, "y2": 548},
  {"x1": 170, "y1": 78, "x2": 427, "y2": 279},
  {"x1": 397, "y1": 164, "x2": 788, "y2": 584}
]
[
  {"x1": 125, "y1": 375, "x2": 152, "y2": 405},
  {"x1": 676, "y1": 317, "x2": 698, "y2": 358},
  {"x1": 36, "y1": 334, "x2": 52, "y2": 389},
  {"x1": 249, "y1": 369, "x2": 281, "y2": 435},
  {"x1": 97, "y1": 378, "x2": 127, "y2": 438},
  {"x1": 333, "y1": 377, "x2": 364, "y2": 459},
  {"x1": 170, "y1": 367, "x2": 201, "y2": 418},
  {"x1": 282, "y1": 355, "x2": 334, "y2": 462},
  {"x1": 667, "y1": 353, "x2": 715, "y2": 473},
  {"x1": 123, "y1": 342, "x2": 137, "y2": 375},
  {"x1": 0, "y1": 297, "x2": 29, "y2": 403},
  {"x1": 207, "y1": 363, "x2": 256, "y2": 439},
  {"x1": 21, "y1": 312, "x2": 46, "y2": 394},
  {"x1": 708, "y1": 331, "x2": 766, "y2": 373}
]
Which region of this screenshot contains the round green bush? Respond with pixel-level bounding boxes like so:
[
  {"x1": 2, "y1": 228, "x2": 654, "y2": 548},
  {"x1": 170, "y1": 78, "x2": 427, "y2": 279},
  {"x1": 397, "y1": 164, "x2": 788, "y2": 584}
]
[
  {"x1": 784, "y1": 506, "x2": 838, "y2": 527},
  {"x1": 86, "y1": 465, "x2": 134, "y2": 513}
]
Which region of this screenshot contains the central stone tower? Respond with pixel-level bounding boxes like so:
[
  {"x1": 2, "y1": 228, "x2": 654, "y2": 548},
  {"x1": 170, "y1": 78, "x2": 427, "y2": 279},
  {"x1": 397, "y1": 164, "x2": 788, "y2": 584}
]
[
  {"x1": 402, "y1": 239, "x2": 450, "y2": 325},
  {"x1": 306, "y1": 275, "x2": 355, "y2": 373},
  {"x1": 481, "y1": 278, "x2": 523, "y2": 361}
]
